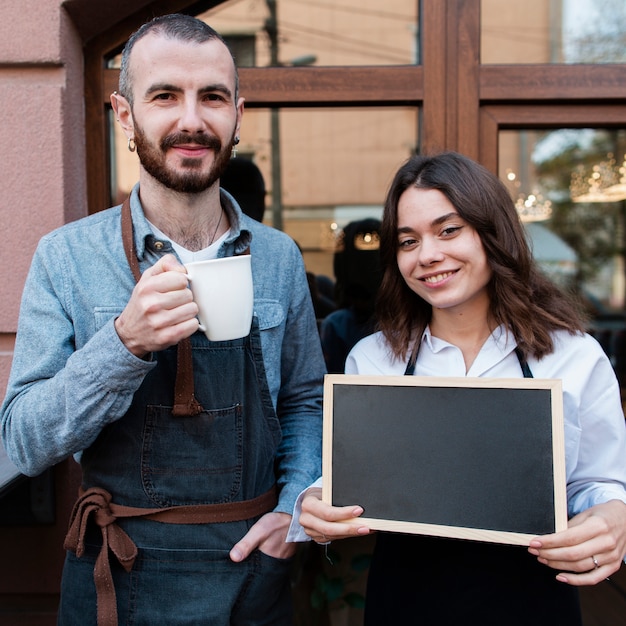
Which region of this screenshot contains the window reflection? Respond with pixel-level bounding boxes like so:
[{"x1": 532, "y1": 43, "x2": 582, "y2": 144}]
[
  {"x1": 199, "y1": 0, "x2": 419, "y2": 67},
  {"x1": 499, "y1": 129, "x2": 626, "y2": 310},
  {"x1": 483, "y1": 0, "x2": 626, "y2": 64}
]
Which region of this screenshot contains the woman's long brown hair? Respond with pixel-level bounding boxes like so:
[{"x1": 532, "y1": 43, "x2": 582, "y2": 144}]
[{"x1": 376, "y1": 152, "x2": 587, "y2": 362}]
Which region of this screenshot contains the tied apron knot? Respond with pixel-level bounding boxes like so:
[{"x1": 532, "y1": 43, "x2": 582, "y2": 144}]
[
  {"x1": 64, "y1": 488, "x2": 138, "y2": 626},
  {"x1": 65, "y1": 485, "x2": 278, "y2": 626}
]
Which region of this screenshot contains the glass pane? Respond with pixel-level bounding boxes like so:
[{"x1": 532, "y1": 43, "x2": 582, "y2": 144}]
[
  {"x1": 110, "y1": 106, "x2": 418, "y2": 278},
  {"x1": 483, "y1": 0, "x2": 626, "y2": 64},
  {"x1": 198, "y1": 0, "x2": 419, "y2": 67},
  {"x1": 499, "y1": 128, "x2": 626, "y2": 370}
]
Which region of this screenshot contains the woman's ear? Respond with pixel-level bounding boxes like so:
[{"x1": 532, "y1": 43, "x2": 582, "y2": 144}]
[{"x1": 110, "y1": 91, "x2": 134, "y2": 138}]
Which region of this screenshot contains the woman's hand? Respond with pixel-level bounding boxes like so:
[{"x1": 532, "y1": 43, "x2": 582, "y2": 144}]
[
  {"x1": 300, "y1": 487, "x2": 371, "y2": 543},
  {"x1": 528, "y1": 499, "x2": 626, "y2": 585}
]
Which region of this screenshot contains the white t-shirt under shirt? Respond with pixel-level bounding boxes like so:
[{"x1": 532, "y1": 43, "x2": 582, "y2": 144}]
[
  {"x1": 287, "y1": 325, "x2": 626, "y2": 542},
  {"x1": 148, "y1": 220, "x2": 230, "y2": 263}
]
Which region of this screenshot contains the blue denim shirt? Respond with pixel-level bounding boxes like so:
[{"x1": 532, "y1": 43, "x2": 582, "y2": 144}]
[{"x1": 1, "y1": 185, "x2": 325, "y2": 513}]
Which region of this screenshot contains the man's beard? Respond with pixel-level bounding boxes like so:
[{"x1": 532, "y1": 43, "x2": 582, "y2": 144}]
[{"x1": 134, "y1": 123, "x2": 235, "y2": 194}]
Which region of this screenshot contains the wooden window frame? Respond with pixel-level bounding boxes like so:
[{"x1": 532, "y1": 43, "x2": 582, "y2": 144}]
[
  {"x1": 85, "y1": 0, "x2": 626, "y2": 214},
  {"x1": 480, "y1": 104, "x2": 626, "y2": 173}
]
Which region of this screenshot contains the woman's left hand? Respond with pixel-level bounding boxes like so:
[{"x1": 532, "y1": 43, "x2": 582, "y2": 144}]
[{"x1": 528, "y1": 499, "x2": 626, "y2": 585}]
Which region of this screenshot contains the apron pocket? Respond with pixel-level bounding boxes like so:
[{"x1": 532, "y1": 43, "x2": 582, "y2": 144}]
[{"x1": 142, "y1": 403, "x2": 243, "y2": 506}]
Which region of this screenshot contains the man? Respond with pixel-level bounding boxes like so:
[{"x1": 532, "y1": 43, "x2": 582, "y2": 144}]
[{"x1": 0, "y1": 14, "x2": 324, "y2": 625}]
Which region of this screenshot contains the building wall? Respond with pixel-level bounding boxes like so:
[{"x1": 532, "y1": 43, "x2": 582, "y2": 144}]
[
  {"x1": 0, "y1": 0, "x2": 86, "y2": 615},
  {"x1": 0, "y1": 0, "x2": 87, "y2": 398}
]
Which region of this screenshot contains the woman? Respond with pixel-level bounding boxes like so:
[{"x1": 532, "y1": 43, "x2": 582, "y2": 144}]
[{"x1": 296, "y1": 152, "x2": 626, "y2": 625}]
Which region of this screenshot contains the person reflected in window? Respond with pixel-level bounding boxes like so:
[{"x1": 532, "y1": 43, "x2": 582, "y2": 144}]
[
  {"x1": 221, "y1": 157, "x2": 267, "y2": 223},
  {"x1": 320, "y1": 218, "x2": 382, "y2": 373}
]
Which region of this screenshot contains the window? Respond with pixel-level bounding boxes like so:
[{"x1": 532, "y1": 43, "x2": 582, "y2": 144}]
[
  {"x1": 482, "y1": 0, "x2": 626, "y2": 64},
  {"x1": 89, "y1": 0, "x2": 626, "y2": 305}
]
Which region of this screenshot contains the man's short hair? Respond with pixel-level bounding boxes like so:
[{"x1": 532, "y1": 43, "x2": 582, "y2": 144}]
[{"x1": 118, "y1": 13, "x2": 238, "y2": 106}]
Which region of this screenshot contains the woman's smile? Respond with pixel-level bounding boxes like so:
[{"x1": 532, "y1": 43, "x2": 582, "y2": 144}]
[{"x1": 420, "y1": 270, "x2": 458, "y2": 285}]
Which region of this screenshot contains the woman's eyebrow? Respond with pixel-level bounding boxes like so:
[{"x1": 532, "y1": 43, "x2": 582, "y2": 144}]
[
  {"x1": 397, "y1": 212, "x2": 459, "y2": 233},
  {"x1": 431, "y1": 212, "x2": 459, "y2": 227}
]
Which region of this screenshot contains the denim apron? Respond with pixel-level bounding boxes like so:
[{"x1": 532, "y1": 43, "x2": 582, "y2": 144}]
[
  {"x1": 364, "y1": 342, "x2": 582, "y2": 626},
  {"x1": 58, "y1": 201, "x2": 292, "y2": 625}
]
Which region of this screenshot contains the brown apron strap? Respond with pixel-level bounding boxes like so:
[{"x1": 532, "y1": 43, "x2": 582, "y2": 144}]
[
  {"x1": 121, "y1": 197, "x2": 141, "y2": 282},
  {"x1": 64, "y1": 485, "x2": 277, "y2": 626},
  {"x1": 171, "y1": 337, "x2": 205, "y2": 416},
  {"x1": 120, "y1": 197, "x2": 203, "y2": 416}
]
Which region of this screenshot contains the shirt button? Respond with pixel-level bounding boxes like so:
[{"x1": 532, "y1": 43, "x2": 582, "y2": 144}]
[{"x1": 154, "y1": 241, "x2": 165, "y2": 251}]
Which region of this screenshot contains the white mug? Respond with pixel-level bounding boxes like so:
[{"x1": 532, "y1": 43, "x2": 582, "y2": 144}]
[{"x1": 185, "y1": 255, "x2": 253, "y2": 342}]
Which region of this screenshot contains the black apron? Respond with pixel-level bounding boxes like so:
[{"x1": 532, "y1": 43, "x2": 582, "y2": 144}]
[{"x1": 364, "y1": 341, "x2": 581, "y2": 626}]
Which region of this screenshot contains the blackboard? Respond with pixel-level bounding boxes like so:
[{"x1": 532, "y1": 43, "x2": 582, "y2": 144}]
[{"x1": 322, "y1": 374, "x2": 567, "y2": 546}]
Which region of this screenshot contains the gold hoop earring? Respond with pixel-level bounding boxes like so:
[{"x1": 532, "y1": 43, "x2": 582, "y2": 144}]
[{"x1": 128, "y1": 137, "x2": 136, "y2": 153}]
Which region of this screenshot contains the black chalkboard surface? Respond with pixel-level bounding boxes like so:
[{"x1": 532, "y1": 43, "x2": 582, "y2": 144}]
[{"x1": 322, "y1": 374, "x2": 567, "y2": 546}]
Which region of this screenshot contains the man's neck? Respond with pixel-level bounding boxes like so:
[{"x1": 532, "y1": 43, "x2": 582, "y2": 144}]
[{"x1": 138, "y1": 176, "x2": 227, "y2": 251}]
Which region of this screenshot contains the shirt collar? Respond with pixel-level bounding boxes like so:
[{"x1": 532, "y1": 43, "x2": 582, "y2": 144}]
[
  {"x1": 127, "y1": 183, "x2": 253, "y2": 262},
  {"x1": 219, "y1": 188, "x2": 253, "y2": 255},
  {"x1": 421, "y1": 323, "x2": 516, "y2": 354}
]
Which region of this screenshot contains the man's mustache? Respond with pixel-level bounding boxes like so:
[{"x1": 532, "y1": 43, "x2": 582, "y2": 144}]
[{"x1": 160, "y1": 133, "x2": 222, "y2": 151}]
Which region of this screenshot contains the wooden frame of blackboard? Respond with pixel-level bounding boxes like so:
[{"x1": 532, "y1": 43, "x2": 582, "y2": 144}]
[{"x1": 322, "y1": 374, "x2": 567, "y2": 546}]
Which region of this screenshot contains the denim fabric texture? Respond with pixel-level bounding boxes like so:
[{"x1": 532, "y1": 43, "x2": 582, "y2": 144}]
[{"x1": 58, "y1": 543, "x2": 294, "y2": 625}]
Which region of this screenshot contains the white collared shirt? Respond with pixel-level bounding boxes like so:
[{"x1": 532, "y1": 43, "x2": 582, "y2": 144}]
[{"x1": 287, "y1": 326, "x2": 626, "y2": 542}]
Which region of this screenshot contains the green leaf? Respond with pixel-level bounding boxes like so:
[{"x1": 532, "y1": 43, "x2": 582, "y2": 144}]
[
  {"x1": 343, "y1": 592, "x2": 366, "y2": 609},
  {"x1": 325, "y1": 577, "x2": 345, "y2": 603},
  {"x1": 350, "y1": 553, "x2": 372, "y2": 572}
]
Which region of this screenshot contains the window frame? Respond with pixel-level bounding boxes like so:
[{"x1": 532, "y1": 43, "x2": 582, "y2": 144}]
[{"x1": 85, "y1": 0, "x2": 626, "y2": 214}]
